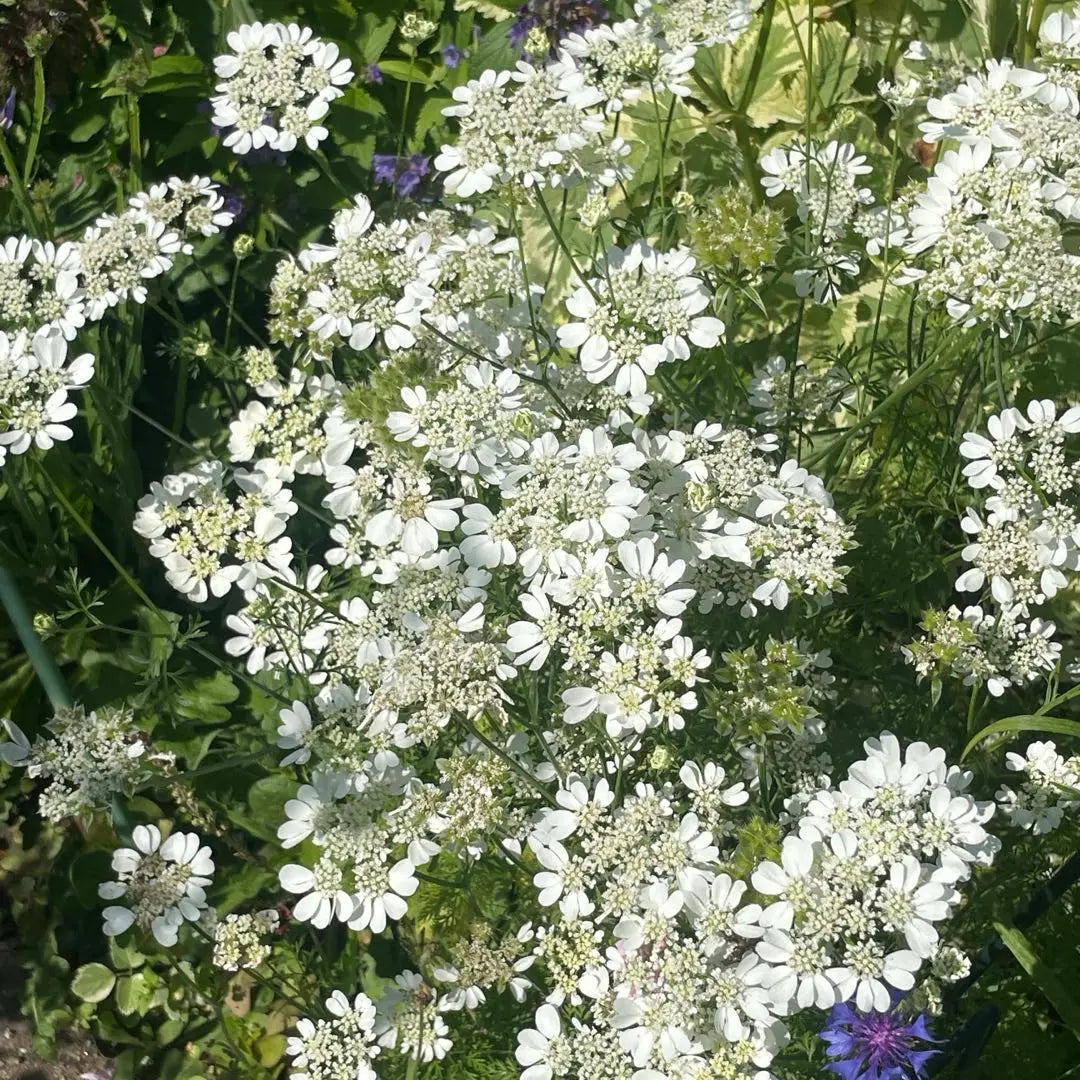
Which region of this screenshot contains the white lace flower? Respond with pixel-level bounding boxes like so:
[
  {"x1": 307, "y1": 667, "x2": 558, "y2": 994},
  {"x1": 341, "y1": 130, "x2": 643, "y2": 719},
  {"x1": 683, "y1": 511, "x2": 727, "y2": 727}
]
[{"x1": 98, "y1": 825, "x2": 214, "y2": 947}]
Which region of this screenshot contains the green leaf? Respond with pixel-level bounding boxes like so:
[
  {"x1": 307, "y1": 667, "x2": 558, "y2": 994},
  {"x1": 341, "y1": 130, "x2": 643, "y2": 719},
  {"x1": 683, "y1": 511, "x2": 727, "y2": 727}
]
[
  {"x1": 377, "y1": 60, "x2": 435, "y2": 86},
  {"x1": 414, "y1": 95, "x2": 453, "y2": 140},
  {"x1": 72, "y1": 963, "x2": 115, "y2": 1004},
  {"x1": 965, "y1": 0, "x2": 1019, "y2": 59},
  {"x1": 994, "y1": 922, "x2": 1080, "y2": 1040},
  {"x1": 114, "y1": 973, "x2": 154, "y2": 1017},
  {"x1": 359, "y1": 13, "x2": 397, "y2": 64},
  {"x1": 108, "y1": 940, "x2": 146, "y2": 972},
  {"x1": 67, "y1": 115, "x2": 108, "y2": 144},
  {"x1": 256, "y1": 1033, "x2": 288, "y2": 1067},
  {"x1": 143, "y1": 55, "x2": 207, "y2": 94},
  {"x1": 175, "y1": 671, "x2": 239, "y2": 724},
  {"x1": 962, "y1": 716, "x2": 1080, "y2": 760}
]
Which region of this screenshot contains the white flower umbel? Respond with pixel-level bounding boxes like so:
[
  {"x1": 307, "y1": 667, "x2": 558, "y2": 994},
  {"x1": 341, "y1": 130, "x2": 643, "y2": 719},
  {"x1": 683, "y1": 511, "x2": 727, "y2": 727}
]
[
  {"x1": 376, "y1": 971, "x2": 454, "y2": 1063},
  {"x1": 559, "y1": 18, "x2": 695, "y2": 113},
  {"x1": 557, "y1": 240, "x2": 724, "y2": 398},
  {"x1": 638, "y1": 0, "x2": 760, "y2": 52},
  {"x1": 0, "y1": 704, "x2": 159, "y2": 822},
  {"x1": 751, "y1": 732, "x2": 998, "y2": 1015},
  {"x1": 0, "y1": 329, "x2": 93, "y2": 464},
  {"x1": 277, "y1": 767, "x2": 420, "y2": 932},
  {"x1": 270, "y1": 194, "x2": 437, "y2": 357},
  {"x1": 212, "y1": 909, "x2": 281, "y2": 971},
  {"x1": 287, "y1": 989, "x2": 385, "y2": 1080},
  {"x1": 134, "y1": 460, "x2": 297, "y2": 602},
  {"x1": 517, "y1": 764, "x2": 786, "y2": 1080},
  {"x1": 98, "y1": 825, "x2": 214, "y2": 947},
  {"x1": 211, "y1": 22, "x2": 352, "y2": 154},
  {"x1": 435, "y1": 59, "x2": 632, "y2": 196},
  {"x1": 996, "y1": 740, "x2": 1080, "y2": 834},
  {"x1": 0, "y1": 236, "x2": 84, "y2": 340}
]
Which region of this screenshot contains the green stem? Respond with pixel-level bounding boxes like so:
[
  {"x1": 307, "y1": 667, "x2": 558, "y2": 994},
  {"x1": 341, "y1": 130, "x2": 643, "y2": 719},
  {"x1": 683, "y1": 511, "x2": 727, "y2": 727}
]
[
  {"x1": 127, "y1": 91, "x2": 142, "y2": 193},
  {"x1": 0, "y1": 129, "x2": 43, "y2": 237},
  {"x1": 23, "y1": 55, "x2": 46, "y2": 187},
  {"x1": 535, "y1": 190, "x2": 599, "y2": 300},
  {"x1": 1025, "y1": 0, "x2": 1048, "y2": 64},
  {"x1": 223, "y1": 257, "x2": 241, "y2": 355},
  {"x1": 0, "y1": 566, "x2": 73, "y2": 712}
]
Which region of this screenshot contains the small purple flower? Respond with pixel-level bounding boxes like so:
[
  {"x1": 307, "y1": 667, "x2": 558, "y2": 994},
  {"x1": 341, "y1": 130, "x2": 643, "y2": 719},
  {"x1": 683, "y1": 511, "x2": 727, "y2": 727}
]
[
  {"x1": 397, "y1": 153, "x2": 430, "y2": 196},
  {"x1": 366, "y1": 63, "x2": 384, "y2": 85},
  {"x1": 372, "y1": 153, "x2": 399, "y2": 186},
  {"x1": 372, "y1": 153, "x2": 431, "y2": 198},
  {"x1": 441, "y1": 44, "x2": 465, "y2": 69},
  {"x1": 820, "y1": 996, "x2": 940, "y2": 1080},
  {"x1": 0, "y1": 89, "x2": 15, "y2": 132}
]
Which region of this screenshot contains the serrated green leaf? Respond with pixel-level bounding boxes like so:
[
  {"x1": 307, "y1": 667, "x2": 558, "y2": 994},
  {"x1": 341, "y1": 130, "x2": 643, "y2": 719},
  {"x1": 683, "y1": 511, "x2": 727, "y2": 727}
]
[{"x1": 72, "y1": 963, "x2": 115, "y2": 1003}]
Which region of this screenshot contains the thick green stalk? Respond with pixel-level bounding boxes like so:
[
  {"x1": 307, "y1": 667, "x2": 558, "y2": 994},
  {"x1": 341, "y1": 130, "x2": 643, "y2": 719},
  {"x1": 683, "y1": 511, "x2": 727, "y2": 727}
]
[
  {"x1": 0, "y1": 566, "x2": 73, "y2": 711},
  {"x1": 23, "y1": 55, "x2": 46, "y2": 187}
]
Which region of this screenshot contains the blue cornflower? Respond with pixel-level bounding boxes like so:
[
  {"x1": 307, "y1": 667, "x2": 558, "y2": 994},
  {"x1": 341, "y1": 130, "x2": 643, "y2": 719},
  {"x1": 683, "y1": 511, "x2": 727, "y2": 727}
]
[{"x1": 820, "y1": 996, "x2": 940, "y2": 1080}]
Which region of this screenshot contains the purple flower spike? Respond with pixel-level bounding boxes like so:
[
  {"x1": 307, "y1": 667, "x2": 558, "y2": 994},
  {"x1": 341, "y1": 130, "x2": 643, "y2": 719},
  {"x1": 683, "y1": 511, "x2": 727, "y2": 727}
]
[
  {"x1": 1, "y1": 89, "x2": 16, "y2": 131},
  {"x1": 366, "y1": 63, "x2": 384, "y2": 85},
  {"x1": 820, "y1": 995, "x2": 940, "y2": 1080}
]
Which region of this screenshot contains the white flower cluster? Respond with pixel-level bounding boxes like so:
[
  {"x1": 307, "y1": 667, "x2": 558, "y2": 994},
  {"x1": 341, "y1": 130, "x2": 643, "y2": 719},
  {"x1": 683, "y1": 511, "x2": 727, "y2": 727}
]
[
  {"x1": 904, "y1": 603, "x2": 1061, "y2": 699},
  {"x1": 752, "y1": 733, "x2": 998, "y2": 1017},
  {"x1": 0, "y1": 704, "x2": 161, "y2": 822},
  {"x1": 211, "y1": 908, "x2": 281, "y2": 971},
  {"x1": 0, "y1": 176, "x2": 231, "y2": 467},
  {"x1": 513, "y1": 731, "x2": 990, "y2": 1080},
  {"x1": 212, "y1": 22, "x2": 353, "y2": 154},
  {"x1": 760, "y1": 141, "x2": 875, "y2": 304},
  {"x1": 133, "y1": 459, "x2": 298, "y2": 602},
  {"x1": 636, "y1": 0, "x2": 760, "y2": 52},
  {"x1": 996, "y1": 740, "x2": 1080, "y2": 834},
  {"x1": 895, "y1": 12, "x2": 1080, "y2": 329},
  {"x1": 557, "y1": 240, "x2": 724, "y2": 401},
  {"x1": 0, "y1": 330, "x2": 93, "y2": 467},
  {"x1": 906, "y1": 398, "x2": 1080, "y2": 696},
  {"x1": 287, "y1": 989, "x2": 385, "y2": 1080},
  {"x1": 268, "y1": 199, "x2": 533, "y2": 367},
  {"x1": 99, "y1": 824, "x2": 215, "y2": 947},
  {"x1": 78, "y1": 176, "x2": 233, "y2": 320},
  {"x1": 560, "y1": 16, "x2": 696, "y2": 113},
  {"x1": 435, "y1": 59, "x2": 632, "y2": 197}
]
